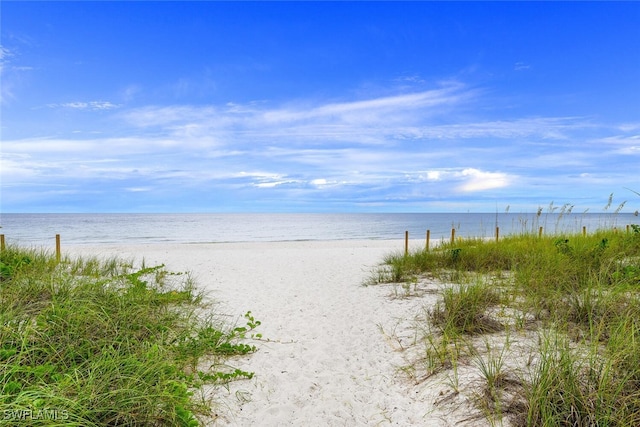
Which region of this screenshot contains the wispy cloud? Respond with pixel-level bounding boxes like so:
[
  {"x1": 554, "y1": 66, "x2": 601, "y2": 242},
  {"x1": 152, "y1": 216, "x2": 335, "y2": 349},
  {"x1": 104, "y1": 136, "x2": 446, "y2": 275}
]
[
  {"x1": 46, "y1": 101, "x2": 121, "y2": 110},
  {"x1": 1, "y1": 46, "x2": 16, "y2": 102},
  {"x1": 120, "y1": 93, "x2": 593, "y2": 149},
  {"x1": 121, "y1": 83, "x2": 473, "y2": 135},
  {"x1": 261, "y1": 84, "x2": 471, "y2": 124},
  {"x1": 0, "y1": 45, "x2": 12, "y2": 72},
  {"x1": 0, "y1": 45, "x2": 35, "y2": 104},
  {"x1": 399, "y1": 117, "x2": 591, "y2": 140}
]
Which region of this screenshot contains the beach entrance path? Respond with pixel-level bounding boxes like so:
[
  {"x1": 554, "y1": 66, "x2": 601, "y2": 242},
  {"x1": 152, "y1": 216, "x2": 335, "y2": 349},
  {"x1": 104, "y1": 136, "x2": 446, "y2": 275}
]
[
  {"x1": 196, "y1": 240, "x2": 427, "y2": 425},
  {"x1": 67, "y1": 240, "x2": 480, "y2": 426}
]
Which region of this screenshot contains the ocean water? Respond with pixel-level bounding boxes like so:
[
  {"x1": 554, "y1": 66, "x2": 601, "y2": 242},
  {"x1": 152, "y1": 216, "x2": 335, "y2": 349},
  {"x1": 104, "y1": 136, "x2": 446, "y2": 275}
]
[{"x1": 0, "y1": 212, "x2": 637, "y2": 247}]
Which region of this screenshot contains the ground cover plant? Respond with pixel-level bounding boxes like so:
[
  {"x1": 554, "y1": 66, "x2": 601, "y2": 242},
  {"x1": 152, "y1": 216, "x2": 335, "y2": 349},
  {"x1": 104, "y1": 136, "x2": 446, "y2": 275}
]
[
  {"x1": 369, "y1": 223, "x2": 640, "y2": 426},
  {"x1": 0, "y1": 246, "x2": 260, "y2": 426}
]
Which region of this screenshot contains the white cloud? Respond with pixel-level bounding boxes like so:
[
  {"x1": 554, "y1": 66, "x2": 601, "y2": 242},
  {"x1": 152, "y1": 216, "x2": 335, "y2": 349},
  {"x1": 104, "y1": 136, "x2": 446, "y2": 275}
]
[
  {"x1": 400, "y1": 168, "x2": 514, "y2": 193},
  {"x1": 253, "y1": 180, "x2": 299, "y2": 188},
  {"x1": 122, "y1": 105, "x2": 220, "y2": 127},
  {"x1": 617, "y1": 123, "x2": 640, "y2": 132},
  {"x1": 232, "y1": 172, "x2": 301, "y2": 189},
  {"x1": 0, "y1": 153, "x2": 40, "y2": 181},
  {"x1": 125, "y1": 187, "x2": 152, "y2": 192},
  {"x1": 457, "y1": 168, "x2": 511, "y2": 192},
  {"x1": 591, "y1": 134, "x2": 640, "y2": 156},
  {"x1": 615, "y1": 145, "x2": 640, "y2": 155},
  {"x1": 310, "y1": 178, "x2": 346, "y2": 188},
  {"x1": 1, "y1": 136, "x2": 195, "y2": 158}
]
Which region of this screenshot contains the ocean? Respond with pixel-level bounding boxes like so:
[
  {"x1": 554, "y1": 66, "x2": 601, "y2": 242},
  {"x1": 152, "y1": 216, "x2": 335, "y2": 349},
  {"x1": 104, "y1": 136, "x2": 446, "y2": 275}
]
[{"x1": 1, "y1": 212, "x2": 638, "y2": 247}]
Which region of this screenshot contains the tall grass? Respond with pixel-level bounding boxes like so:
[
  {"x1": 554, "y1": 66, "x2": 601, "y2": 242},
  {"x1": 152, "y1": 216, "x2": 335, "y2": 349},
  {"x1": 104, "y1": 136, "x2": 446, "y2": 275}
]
[
  {"x1": 0, "y1": 246, "x2": 259, "y2": 426},
  {"x1": 371, "y1": 223, "x2": 640, "y2": 425},
  {"x1": 430, "y1": 282, "x2": 502, "y2": 337}
]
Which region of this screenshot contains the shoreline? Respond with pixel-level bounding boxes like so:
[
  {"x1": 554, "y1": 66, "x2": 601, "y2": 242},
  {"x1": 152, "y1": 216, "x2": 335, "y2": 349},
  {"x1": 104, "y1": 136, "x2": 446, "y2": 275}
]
[{"x1": 62, "y1": 239, "x2": 432, "y2": 265}]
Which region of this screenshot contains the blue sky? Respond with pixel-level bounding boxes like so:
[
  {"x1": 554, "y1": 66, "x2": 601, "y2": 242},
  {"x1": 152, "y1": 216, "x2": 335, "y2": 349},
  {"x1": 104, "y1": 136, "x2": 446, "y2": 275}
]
[{"x1": 1, "y1": 1, "x2": 639, "y2": 213}]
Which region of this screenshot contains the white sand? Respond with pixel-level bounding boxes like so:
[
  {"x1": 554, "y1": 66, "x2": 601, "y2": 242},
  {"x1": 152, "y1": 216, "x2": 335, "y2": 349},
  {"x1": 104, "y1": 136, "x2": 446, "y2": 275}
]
[{"x1": 65, "y1": 240, "x2": 499, "y2": 426}]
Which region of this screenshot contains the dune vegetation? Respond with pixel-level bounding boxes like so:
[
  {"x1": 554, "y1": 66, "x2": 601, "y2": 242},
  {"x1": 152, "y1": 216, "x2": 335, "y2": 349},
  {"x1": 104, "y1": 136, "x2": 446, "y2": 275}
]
[
  {"x1": 0, "y1": 247, "x2": 260, "y2": 426},
  {"x1": 369, "y1": 223, "x2": 640, "y2": 426}
]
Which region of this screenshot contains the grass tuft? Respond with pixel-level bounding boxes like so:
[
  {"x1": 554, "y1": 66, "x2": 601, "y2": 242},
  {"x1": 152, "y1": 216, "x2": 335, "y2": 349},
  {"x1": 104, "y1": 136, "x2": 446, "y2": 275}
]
[
  {"x1": 429, "y1": 282, "x2": 502, "y2": 337},
  {"x1": 0, "y1": 246, "x2": 260, "y2": 425}
]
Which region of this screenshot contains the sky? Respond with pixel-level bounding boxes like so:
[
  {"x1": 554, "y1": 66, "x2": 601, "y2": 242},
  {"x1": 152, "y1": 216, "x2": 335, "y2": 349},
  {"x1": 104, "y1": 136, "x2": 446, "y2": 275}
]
[{"x1": 1, "y1": 1, "x2": 639, "y2": 213}]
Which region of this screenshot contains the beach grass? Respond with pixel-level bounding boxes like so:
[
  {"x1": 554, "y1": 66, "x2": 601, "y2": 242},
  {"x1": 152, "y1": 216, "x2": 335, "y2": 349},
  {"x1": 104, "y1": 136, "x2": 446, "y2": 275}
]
[
  {"x1": 0, "y1": 246, "x2": 260, "y2": 426},
  {"x1": 370, "y1": 223, "x2": 640, "y2": 425}
]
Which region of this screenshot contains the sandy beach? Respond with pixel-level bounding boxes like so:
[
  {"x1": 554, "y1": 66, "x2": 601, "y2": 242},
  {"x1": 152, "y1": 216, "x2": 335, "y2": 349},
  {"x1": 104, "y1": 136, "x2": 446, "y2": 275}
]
[{"x1": 65, "y1": 240, "x2": 488, "y2": 426}]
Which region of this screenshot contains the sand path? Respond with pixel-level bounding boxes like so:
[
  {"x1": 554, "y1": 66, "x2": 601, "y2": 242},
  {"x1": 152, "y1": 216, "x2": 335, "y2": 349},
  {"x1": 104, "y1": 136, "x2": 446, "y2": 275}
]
[{"x1": 66, "y1": 240, "x2": 476, "y2": 426}]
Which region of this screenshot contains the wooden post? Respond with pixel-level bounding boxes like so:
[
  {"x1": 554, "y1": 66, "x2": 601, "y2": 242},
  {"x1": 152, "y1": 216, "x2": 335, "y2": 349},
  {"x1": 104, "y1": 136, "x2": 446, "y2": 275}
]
[
  {"x1": 426, "y1": 230, "x2": 430, "y2": 251},
  {"x1": 450, "y1": 228, "x2": 456, "y2": 244},
  {"x1": 0, "y1": 234, "x2": 5, "y2": 251},
  {"x1": 495, "y1": 226, "x2": 500, "y2": 242},
  {"x1": 582, "y1": 226, "x2": 586, "y2": 236},
  {"x1": 404, "y1": 231, "x2": 409, "y2": 256},
  {"x1": 539, "y1": 226, "x2": 543, "y2": 238},
  {"x1": 55, "y1": 234, "x2": 61, "y2": 263},
  {"x1": 627, "y1": 224, "x2": 630, "y2": 233}
]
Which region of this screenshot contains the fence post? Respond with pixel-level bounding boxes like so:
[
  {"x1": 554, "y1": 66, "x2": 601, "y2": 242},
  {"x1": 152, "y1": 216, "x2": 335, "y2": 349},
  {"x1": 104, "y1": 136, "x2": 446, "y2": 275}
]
[
  {"x1": 450, "y1": 228, "x2": 456, "y2": 245},
  {"x1": 0, "y1": 234, "x2": 5, "y2": 251},
  {"x1": 627, "y1": 224, "x2": 630, "y2": 233},
  {"x1": 495, "y1": 226, "x2": 499, "y2": 242},
  {"x1": 582, "y1": 226, "x2": 587, "y2": 236},
  {"x1": 426, "y1": 230, "x2": 430, "y2": 251},
  {"x1": 404, "y1": 231, "x2": 409, "y2": 257},
  {"x1": 56, "y1": 234, "x2": 61, "y2": 263},
  {"x1": 539, "y1": 226, "x2": 543, "y2": 238}
]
